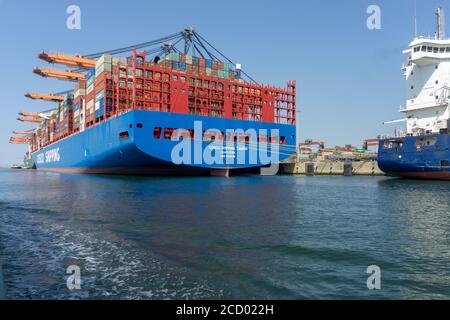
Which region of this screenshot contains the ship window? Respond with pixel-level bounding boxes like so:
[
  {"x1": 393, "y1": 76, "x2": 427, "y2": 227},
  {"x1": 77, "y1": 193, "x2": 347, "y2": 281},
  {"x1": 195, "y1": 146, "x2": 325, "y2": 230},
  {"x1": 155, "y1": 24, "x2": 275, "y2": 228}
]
[
  {"x1": 137, "y1": 123, "x2": 143, "y2": 129},
  {"x1": 172, "y1": 75, "x2": 178, "y2": 81},
  {"x1": 383, "y1": 140, "x2": 403, "y2": 149},
  {"x1": 436, "y1": 80, "x2": 439, "y2": 84},
  {"x1": 441, "y1": 160, "x2": 449, "y2": 167},
  {"x1": 421, "y1": 46, "x2": 426, "y2": 52},
  {"x1": 447, "y1": 47, "x2": 450, "y2": 52},
  {"x1": 411, "y1": 86, "x2": 414, "y2": 90},
  {"x1": 119, "y1": 131, "x2": 129, "y2": 140},
  {"x1": 440, "y1": 47, "x2": 445, "y2": 53},
  {"x1": 164, "y1": 128, "x2": 176, "y2": 140},
  {"x1": 427, "y1": 47, "x2": 433, "y2": 52},
  {"x1": 153, "y1": 127, "x2": 162, "y2": 139},
  {"x1": 433, "y1": 47, "x2": 439, "y2": 53}
]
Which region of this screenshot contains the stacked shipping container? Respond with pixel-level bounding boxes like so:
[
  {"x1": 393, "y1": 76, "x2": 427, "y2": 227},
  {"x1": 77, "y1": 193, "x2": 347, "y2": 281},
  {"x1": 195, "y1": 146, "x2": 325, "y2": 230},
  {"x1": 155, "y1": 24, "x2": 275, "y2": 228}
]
[{"x1": 30, "y1": 50, "x2": 296, "y2": 152}]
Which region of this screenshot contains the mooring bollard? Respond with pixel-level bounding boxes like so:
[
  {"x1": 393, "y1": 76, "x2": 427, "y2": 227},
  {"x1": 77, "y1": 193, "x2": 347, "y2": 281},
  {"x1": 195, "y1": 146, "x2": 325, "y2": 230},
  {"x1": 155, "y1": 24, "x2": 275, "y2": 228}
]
[
  {"x1": 306, "y1": 162, "x2": 315, "y2": 176},
  {"x1": 344, "y1": 160, "x2": 353, "y2": 176}
]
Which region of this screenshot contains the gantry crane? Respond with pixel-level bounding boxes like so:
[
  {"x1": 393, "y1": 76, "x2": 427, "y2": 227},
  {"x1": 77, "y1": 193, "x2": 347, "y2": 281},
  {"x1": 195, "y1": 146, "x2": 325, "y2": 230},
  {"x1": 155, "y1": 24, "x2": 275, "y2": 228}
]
[
  {"x1": 33, "y1": 68, "x2": 86, "y2": 81},
  {"x1": 38, "y1": 52, "x2": 96, "y2": 69},
  {"x1": 25, "y1": 93, "x2": 65, "y2": 102}
]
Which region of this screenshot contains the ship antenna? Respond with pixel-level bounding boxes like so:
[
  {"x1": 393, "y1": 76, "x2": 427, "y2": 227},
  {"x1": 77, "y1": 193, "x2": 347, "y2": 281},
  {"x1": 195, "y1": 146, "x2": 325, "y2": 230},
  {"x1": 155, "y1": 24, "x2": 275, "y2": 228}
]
[
  {"x1": 436, "y1": 7, "x2": 445, "y2": 40},
  {"x1": 414, "y1": 0, "x2": 418, "y2": 38}
]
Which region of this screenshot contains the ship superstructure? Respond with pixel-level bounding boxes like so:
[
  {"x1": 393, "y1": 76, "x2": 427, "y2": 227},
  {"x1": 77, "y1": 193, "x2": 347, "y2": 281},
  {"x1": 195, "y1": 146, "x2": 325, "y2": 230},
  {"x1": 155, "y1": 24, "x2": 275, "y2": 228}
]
[{"x1": 378, "y1": 8, "x2": 450, "y2": 180}]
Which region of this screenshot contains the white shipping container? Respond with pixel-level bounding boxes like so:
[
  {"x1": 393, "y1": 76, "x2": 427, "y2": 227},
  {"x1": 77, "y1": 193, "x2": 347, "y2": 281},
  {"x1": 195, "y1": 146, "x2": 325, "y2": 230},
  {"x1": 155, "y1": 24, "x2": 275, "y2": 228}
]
[
  {"x1": 95, "y1": 63, "x2": 112, "y2": 78},
  {"x1": 87, "y1": 83, "x2": 94, "y2": 95},
  {"x1": 74, "y1": 89, "x2": 86, "y2": 100},
  {"x1": 87, "y1": 100, "x2": 94, "y2": 113},
  {"x1": 95, "y1": 101, "x2": 101, "y2": 111},
  {"x1": 96, "y1": 54, "x2": 113, "y2": 69}
]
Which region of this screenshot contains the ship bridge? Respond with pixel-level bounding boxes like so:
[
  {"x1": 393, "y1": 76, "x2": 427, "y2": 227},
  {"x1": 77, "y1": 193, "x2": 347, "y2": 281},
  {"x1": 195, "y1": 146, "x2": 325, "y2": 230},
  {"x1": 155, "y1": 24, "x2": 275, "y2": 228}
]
[{"x1": 405, "y1": 38, "x2": 450, "y2": 66}]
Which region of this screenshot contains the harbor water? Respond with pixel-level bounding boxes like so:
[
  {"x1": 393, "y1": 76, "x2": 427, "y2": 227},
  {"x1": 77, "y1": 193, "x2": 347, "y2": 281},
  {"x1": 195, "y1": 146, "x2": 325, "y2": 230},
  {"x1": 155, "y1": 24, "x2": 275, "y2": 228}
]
[{"x1": 0, "y1": 168, "x2": 449, "y2": 299}]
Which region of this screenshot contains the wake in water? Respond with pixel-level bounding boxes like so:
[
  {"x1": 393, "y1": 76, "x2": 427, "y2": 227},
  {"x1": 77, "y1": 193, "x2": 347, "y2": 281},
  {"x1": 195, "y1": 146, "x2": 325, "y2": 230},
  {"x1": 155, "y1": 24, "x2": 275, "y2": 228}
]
[{"x1": 0, "y1": 201, "x2": 222, "y2": 300}]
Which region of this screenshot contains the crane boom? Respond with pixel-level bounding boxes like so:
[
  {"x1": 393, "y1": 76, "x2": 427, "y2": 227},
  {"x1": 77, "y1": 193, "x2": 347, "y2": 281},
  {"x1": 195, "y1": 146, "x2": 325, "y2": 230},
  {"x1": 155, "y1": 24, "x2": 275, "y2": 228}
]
[
  {"x1": 10, "y1": 140, "x2": 32, "y2": 145},
  {"x1": 19, "y1": 112, "x2": 40, "y2": 117},
  {"x1": 18, "y1": 112, "x2": 50, "y2": 120},
  {"x1": 10, "y1": 136, "x2": 32, "y2": 142},
  {"x1": 25, "y1": 93, "x2": 65, "y2": 102},
  {"x1": 13, "y1": 131, "x2": 35, "y2": 135},
  {"x1": 33, "y1": 68, "x2": 86, "y2": 81},
  {"x1": 17, "y1": 117, "x2": 44, "y2": 123},
  {"x1": 38, "y1": 52, "x2": 96, "y2": 69}
]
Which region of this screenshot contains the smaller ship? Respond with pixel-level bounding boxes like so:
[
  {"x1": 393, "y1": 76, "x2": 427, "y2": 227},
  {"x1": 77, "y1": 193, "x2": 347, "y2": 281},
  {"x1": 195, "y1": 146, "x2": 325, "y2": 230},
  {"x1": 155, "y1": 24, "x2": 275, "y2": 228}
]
[
  {"x1": 10, "y1": 164, "x2": 23, "y2": 169},
  {"x1": 378, "y1": 8, "x2": 450, "y2": 180}
]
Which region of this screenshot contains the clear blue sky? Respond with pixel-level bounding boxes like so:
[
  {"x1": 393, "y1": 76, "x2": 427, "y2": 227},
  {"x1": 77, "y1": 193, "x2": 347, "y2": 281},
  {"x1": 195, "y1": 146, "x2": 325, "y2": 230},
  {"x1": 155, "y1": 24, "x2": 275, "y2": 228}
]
[{"x1": 0, "y1": 0, "x2": 447, "y2": 165}]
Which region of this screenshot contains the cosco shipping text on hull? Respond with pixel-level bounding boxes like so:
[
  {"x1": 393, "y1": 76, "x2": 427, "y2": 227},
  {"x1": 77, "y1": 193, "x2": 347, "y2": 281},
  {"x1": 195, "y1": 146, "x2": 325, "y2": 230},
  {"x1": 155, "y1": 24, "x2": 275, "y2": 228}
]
[{"x1": 32, "y1": 110, "x2": 296, "y2": 175}]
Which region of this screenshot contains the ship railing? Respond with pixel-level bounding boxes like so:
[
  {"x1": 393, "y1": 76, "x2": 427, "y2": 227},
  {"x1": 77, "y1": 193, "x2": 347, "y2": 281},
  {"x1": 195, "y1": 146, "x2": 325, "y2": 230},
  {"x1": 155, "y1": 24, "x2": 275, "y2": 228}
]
[
  {"x1": 378, "y1": 131, "x2": 408, "y2": 139},
  {"x1": 436, "y1": 85, "x2": 450, "y2": 106}
]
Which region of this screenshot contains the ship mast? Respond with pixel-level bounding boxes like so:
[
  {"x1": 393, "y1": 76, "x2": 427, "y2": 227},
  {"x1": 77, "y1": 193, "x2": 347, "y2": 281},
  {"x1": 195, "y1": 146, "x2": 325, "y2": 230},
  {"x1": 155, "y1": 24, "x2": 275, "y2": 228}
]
[{"x1": 436, "y1": 7, "x2": 445, "y2": 40}]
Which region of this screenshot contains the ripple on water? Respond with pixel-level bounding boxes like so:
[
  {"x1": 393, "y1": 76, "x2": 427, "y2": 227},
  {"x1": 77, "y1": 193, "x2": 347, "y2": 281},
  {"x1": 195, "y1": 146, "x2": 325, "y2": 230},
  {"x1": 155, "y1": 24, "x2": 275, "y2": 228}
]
[{"x1": 0, "y1": 202, "x2": 222, "y2": 300}]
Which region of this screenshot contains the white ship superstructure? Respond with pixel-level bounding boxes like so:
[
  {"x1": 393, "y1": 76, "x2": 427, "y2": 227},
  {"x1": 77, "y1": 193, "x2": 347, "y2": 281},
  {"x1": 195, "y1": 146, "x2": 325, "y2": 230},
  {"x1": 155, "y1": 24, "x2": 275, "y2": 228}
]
[{"x1": 401, "y1": 7, "x2": 450, "y2": 135}]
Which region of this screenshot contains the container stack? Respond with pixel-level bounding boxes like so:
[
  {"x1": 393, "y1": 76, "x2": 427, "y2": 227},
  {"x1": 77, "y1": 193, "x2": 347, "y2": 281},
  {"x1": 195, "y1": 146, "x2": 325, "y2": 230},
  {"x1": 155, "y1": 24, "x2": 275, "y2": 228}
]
[
  {"x1": 57, "y1": 94, "x2": 74, "y2": 137},
  {"x1": 85, "y1": 69, "x2": 95, "y2": 125},
  {"x1": 94, "y1": 54, "x2": 114, "y2": 120},
  {"x1": 73, "y1": 80, "x2": 86, "y2": 132},
  {"x1": 163, "y1": 53, "x2": 235, "y2": 80}
]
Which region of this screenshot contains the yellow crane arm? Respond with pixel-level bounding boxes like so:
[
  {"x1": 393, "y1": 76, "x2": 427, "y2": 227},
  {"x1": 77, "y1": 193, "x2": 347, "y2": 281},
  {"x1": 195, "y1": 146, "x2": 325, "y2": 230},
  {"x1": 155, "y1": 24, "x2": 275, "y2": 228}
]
[
  {"x1": 25, "y1": 93, "x2": 65, "y2": 102},
  {"x1": 10, "y1": 140, "x2": 32, "y2": 145},
  {"x1": 10, "y1": 136, "x2": 32, "y2": 143},
  {"x1": 33, "y1": 68, "x2": 86, "y2": 81},
  {"x1": 19, "y1": 112, "x2": 40, "y2": 118},
  {"x1": 17, "y1": 117, "x2": 43, "y2": 123},
  {"x1": 38, "y1": 52, "x2": 96, "y2": 69}
]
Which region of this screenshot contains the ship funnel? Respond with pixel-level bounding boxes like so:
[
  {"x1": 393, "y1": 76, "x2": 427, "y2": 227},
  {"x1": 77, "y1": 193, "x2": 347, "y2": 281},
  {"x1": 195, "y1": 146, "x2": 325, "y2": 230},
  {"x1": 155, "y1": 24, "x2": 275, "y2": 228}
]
[{"x1": 436, "y1": 7, "x2": 445, "y2": 40}]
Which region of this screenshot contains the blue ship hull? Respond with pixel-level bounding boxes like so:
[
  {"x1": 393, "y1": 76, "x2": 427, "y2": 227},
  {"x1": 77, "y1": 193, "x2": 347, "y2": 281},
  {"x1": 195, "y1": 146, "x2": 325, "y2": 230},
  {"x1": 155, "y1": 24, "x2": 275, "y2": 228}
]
[
  {"x1": 31, "y1": 110, "x2": 296, "y2": 175},
  {"x1": 378, "y1": 134, "x2": 450, "y2": 180}
]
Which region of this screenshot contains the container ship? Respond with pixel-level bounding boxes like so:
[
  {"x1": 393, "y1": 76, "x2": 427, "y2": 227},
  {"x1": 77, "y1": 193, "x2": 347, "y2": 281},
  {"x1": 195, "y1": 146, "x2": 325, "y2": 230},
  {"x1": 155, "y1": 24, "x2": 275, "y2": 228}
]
[
  {"x1": 10, "y1": 29, "x2": 297, "y2": 176},
  {"x1": 378, "y1": 8, "x2": 450, "y2": 180}
]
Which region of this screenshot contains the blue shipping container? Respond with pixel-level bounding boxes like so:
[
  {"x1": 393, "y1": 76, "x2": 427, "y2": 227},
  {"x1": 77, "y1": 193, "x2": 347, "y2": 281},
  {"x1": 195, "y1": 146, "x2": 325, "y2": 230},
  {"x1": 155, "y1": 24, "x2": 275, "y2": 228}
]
[
  {"x1": 87, "y1": 68, "x2": 95, "y2": 79},
  {"x1": 95, "y1": 107, "x2": 104, "y2": 118}
]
